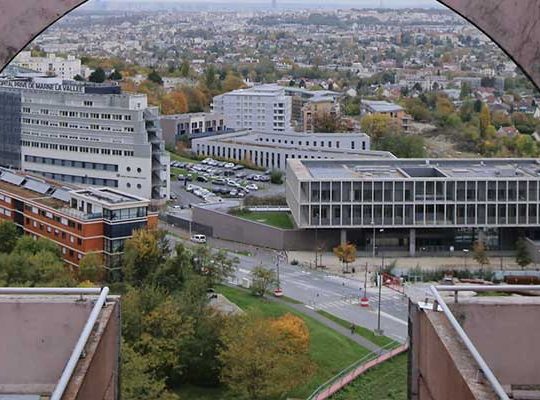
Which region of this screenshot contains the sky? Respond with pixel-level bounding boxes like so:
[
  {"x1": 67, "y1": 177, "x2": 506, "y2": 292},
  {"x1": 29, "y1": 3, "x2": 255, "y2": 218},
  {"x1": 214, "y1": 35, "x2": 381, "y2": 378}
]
[{"x1": 104, "y1": 0, "x2": 441, "y2": 7}]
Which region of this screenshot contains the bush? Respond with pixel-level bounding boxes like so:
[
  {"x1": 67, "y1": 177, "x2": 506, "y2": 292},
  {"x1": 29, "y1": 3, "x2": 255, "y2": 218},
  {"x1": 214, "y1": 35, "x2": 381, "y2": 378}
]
[
  {"x1": 291, "y1": 259, "x2": 299, "y2": 266},
  {"x1": 244, "y1": 195, "x2": 287, "y2": 206},
  {"x1": 270, "y1": 170, "x2": 284, "y2": 184}
]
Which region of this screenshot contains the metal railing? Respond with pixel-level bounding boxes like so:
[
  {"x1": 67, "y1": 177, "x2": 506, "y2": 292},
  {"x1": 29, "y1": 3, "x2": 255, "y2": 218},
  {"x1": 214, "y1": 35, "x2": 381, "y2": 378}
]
[
  {"x1": 429, "y1": 284, "x2": 540, "y2": 400},
  {"x1": 0, "y1": 287, "x2": 109, "y2": 400},
  {"x1": 306, "y1": 341, "x2": 407, "y2": 400}
]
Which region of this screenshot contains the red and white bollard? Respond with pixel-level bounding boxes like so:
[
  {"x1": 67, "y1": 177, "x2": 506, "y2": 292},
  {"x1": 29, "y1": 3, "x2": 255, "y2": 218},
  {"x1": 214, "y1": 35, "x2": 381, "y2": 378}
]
[{"x1": 360, "y1": 296, "x2": 369, "y2": 307}]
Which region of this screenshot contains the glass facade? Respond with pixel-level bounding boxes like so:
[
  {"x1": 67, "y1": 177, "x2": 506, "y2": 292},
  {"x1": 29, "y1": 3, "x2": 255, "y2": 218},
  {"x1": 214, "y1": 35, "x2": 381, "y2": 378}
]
[
  {"x1": 295, "y1": 179, "x2": 540, "y2": 228},
  {"x1": 0, "y1": 90, "x2": 21, "y2": 168}
]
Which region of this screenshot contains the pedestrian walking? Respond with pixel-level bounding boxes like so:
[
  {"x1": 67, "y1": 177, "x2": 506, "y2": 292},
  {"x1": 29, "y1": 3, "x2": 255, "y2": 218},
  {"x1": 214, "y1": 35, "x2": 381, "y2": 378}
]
[{"x1": 350, "y1": 323, "x2": 356, "y2": 335}]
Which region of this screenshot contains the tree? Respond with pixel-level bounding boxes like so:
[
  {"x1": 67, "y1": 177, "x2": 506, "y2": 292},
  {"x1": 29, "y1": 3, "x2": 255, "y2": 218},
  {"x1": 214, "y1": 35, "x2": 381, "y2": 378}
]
[
  {"x1": 472, "y1": 240, "x2": 490, "y2": 267},
  {"x1": 78, "y1": 253, "x2": 105, "y2": 283},
  {"x1": 375, "y1": 134, "x2": 427, "y2": 158},
  {"x1": 404, "y1": 98, "x2": 431, "y2": 122},
  {"x1": 179, "y1": 60, "x2": 190, "y2": 77},
  {"x1": 250, "y1": 266, "x2": 276, "y2": 297},
  {"x1": 109, "y1": 69, "x2": 123, "y2": 81},
  {"x1": 0, "y1": 221, "x2": 20, "y2": 254},
  {"x1": 333, "y1": 243, "x2": 357, "y2": 273},
  {"x1": 121, "y1": 340, "x2": 180, "y2": 400},
  {"x1": 361, "y1": 114, "x2": 400, "y2": 140},
  {"x1": 191, "y1": 245, "x2": 237, "y2": 287},
  {"x1": 514, "y1": 134, "x2": 538, "y2": 157},
  {"x1": 148, "y1": 70, "x2": 163, "y2": 85},
  {"x1": 460, "y1": 82, "x2": 471, "y2": 99},
  {"x1": 222, "y1": 72, "x2": 246, "y2": 92},
  {"x1": 123, "y1": 229, "x2": 169, "y2": 286},
  {"x1": 73, "y1": 74, "x2": 85, "y2": 81},
  {"x1": 515, "y1": 237, "x2": 532, "y2": 269},
  {"x1": 492, "y1": 110, "x2": 512, "y2": 128},
  {"x1": 161, "y1": 90, "x2": 188, "y2": 115},
  {"x1": 479, "y1": 104, "x2": 491, "y2": 137},
  {"x1": 313, "y1": 112, "x2": 345, "y2": 133},
  {"x1": 88, "y1": 67, "x2": 106, "y2": 83},
  {"x1": 218, "y1": 314, "x2": 313, "y2": 400}
]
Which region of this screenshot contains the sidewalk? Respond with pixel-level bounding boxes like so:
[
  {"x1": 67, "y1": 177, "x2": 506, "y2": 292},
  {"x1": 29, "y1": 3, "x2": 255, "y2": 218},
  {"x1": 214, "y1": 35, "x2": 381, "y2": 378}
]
[{"x1": 288, "y1": 251, "x2": 521, "y2": 278}]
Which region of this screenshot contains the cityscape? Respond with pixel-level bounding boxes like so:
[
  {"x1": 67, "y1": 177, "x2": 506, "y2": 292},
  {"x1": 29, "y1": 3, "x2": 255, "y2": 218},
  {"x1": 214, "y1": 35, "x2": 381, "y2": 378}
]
[{"x1": 0, "y1": 1, "x2": 539, "y2": 399}]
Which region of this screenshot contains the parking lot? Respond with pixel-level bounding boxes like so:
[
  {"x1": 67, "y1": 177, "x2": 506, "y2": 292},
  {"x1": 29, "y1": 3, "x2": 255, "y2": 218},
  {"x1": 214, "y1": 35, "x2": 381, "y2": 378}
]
[{"x1": 169, "y1": 157, "x2": 285, "y2": 210}]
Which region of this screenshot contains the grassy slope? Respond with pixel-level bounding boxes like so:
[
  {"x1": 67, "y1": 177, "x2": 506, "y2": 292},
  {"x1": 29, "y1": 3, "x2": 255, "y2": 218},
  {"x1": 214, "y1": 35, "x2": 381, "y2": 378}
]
[
  {"x1": 231, "y1": 210, "x2": 294, "y2": 229},
  {"x1": 317, "y1": 310, "x2": 400, "y2": 349},
  {"x1": 216, "y1": 285, "x2": 370, "y2": 398},
  {"x1": 329, "y1": 353, "x2": 408, "y2": 400}
]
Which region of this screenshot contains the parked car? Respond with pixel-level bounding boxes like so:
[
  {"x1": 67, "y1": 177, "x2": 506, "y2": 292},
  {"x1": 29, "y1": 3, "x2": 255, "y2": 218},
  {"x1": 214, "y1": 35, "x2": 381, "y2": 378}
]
[
  {"x1": 224, "y1": 162, "x2": 235, "y2": 169},
  {"x1": 170, "y1": 193, "x2": 178, "y2": 200},
  {"x1": 259, "y1": 175, "x2": 270, "y2": 182},
  {"x1": 233, "y1": 165, "x2": 244, "y2": 170},
  {"x1": 197, "y1": 176, "x2": 209, "y2": 183},
  {"x1": 213, "y1": 178, "x2": 226, "y2": 185},
  {"x1": 191, "y1": 234, "x2": 207, "y2": 244},
  {"x1": 246, "y1": 184, "x2": 258, "y2": 191}
]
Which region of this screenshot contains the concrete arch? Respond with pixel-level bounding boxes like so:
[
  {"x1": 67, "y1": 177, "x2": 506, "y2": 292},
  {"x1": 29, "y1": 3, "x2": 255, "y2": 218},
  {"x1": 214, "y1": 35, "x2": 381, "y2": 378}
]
[{"x1": 0, "y1": 0, "x2": 539, "y2": 90}]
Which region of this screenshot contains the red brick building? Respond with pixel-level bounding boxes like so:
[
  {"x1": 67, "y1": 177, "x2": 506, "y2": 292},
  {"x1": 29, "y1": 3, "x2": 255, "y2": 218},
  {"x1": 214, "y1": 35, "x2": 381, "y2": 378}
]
[{"x1": 0, "y1": 169, "x2": 158, "y2": 267}]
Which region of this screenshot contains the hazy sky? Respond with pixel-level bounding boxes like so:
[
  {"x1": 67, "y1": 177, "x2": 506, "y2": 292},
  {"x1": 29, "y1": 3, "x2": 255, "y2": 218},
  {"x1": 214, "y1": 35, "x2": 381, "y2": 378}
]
[{"x1": 110, "y1": 0, "x2": 441, "y2": 7}]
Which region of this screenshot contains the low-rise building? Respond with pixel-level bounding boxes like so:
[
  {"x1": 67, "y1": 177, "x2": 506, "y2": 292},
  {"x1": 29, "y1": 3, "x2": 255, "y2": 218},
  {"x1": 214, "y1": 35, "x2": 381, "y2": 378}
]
[
  {"x1": 302, "y1": 97, "x2": 341, "y2": 133},
  {"x1": 0, "y1": 169, "x2": 157, "y2": 268},
  {"x1": 361, "y1": 100, "x2": 412, "y2": 132},
  {"x1": 192, "y1": 130, "x2": 392, "y2": 170},
  {"x1": 160, "y1": 112, "x2": 228, "y2": 146},
  {"x1": 12, "y1": 51, "x2": 82, "y2": 79},
  {"x1": 286, "y1": 158, "x2": 540, "y2": 255}
]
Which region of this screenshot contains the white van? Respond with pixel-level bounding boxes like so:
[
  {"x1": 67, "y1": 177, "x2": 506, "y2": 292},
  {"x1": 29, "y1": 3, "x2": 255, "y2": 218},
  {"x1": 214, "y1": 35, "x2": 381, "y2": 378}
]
[{"x1": 191, "y1": 234, "x2": 207, "y2": 244}]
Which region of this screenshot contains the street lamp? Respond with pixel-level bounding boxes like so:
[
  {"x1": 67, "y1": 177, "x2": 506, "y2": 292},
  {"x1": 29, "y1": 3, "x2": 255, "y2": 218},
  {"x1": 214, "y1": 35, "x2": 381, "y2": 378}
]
[
  {"x1": 375, "y1": 250, "x2": 384, "y2": 336},
  {"x1": 274, "y1": 253, "x2": 283, "y2": 297},
  {"x1": 463, "y1": 249, "x2": 469, "y2": 269}
]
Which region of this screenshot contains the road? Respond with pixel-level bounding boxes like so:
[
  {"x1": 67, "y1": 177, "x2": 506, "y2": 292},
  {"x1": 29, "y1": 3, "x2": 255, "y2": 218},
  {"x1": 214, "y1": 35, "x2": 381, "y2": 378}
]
[
  {"x1": 166, "y1": 226, "x2": 410, "y2": 342},
  {"x1": 231, "y1": 252, "x2": 409, "y2": 342}
]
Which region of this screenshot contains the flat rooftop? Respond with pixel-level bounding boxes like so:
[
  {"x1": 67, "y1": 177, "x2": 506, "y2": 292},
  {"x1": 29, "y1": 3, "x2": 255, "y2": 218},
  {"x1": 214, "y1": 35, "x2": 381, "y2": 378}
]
[
  {"x1": 288, "y1": 159, "x2": 540, "y2": 180},
  {"x1": 72, "y1": 188, "x2": 148, "y2": 207},
  {"x1": 0, "y1": 291, "x2": 119, "y2": 399}
]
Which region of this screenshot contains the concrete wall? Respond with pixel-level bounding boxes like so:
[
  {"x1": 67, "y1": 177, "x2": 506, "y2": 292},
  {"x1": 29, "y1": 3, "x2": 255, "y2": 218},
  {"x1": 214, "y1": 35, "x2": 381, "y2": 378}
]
[
  {"x1": 65, "y1": 298, "x2": 120, "y2": 400},
  {"x1": 452, "y1": 301, "x2": 540, "y2": 387},
  {"x1": 192, "y1": 205, "x2": 339, "y2": 251},
  {"x1": 408, "y1": 302, "x2": 498, "y2": 400}
]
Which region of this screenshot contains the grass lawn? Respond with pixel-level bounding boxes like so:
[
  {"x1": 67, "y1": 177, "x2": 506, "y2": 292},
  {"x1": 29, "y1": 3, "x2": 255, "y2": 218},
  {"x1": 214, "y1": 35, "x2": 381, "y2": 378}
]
[
  {"x1": 215, "y1": 285, "x2": 370, "y2": 398},
  {"x1": 329, "y1": 353, "x2": 408, "y2": 400},
  {"x1": 230, "y1": 210, "x2": 294, "y2": 229},
  {"x1": 169, "y1": 151, "x2": 198, "y2": 164},
  {"x1": 317, "y1": 310, "x2": 400, "y2": 349}
]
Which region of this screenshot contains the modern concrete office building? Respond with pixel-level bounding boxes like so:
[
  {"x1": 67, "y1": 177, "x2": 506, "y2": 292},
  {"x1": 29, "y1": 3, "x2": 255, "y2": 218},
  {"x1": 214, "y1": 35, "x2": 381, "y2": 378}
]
[
  {"x1": 0, "y1": 77, "x2": 170, "y2": 203},
  {"x1": 0, "y1": 168, "x2": 158, "y2": 268},
  {"x1": 192, "y1": 130, "x2": 392, "y2": 170},
  {"x1": 212, "y1": 84, "x2": 292, "y2": 132},
  {"x1": 286, "y1": 158, "x2": 540, "y2": 254}
]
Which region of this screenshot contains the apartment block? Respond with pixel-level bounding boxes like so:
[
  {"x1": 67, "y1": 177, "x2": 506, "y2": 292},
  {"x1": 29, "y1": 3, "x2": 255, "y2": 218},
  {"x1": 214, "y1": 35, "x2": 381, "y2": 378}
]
[
  {"x1": 12, "y1": 51, "x2": 82, "y2": 79},
  {"x1": 0, "y1": 77, "x2": 170, "y2": 203},
  {"x1": 212, "y1": 84, "x2": 292, "y2": 132},
  {"x1": 286, "y1": 158, "x2": 540, "y2": 254},
  {"x1": 0, "y1": 169, "x2": 158, "y2": 268},
  {"x1": 192, "y1": 130, "x2": 391, "y2": 170}
]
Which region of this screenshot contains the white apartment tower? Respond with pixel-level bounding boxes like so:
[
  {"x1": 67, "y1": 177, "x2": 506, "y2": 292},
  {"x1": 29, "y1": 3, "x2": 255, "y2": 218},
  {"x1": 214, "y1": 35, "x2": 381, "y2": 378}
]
[
  {"x1": 0, "y1": 78, "x2": 170, "y2": 203},
  {"x1": 212, "y1": 84, "x2": 292, "y2": 133}
]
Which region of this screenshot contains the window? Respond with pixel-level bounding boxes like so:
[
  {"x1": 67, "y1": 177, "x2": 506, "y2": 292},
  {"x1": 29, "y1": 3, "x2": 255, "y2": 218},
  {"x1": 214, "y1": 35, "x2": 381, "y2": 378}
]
[
  {"x1": 137, "y1": 184, "x2": 142, "y2": 189},
  {"x1": 84, "y1": 101, "x2": 93, "y2": 106},
  {"x1": 137, "y1": 168, "x2": 142, "y2": 173}
]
